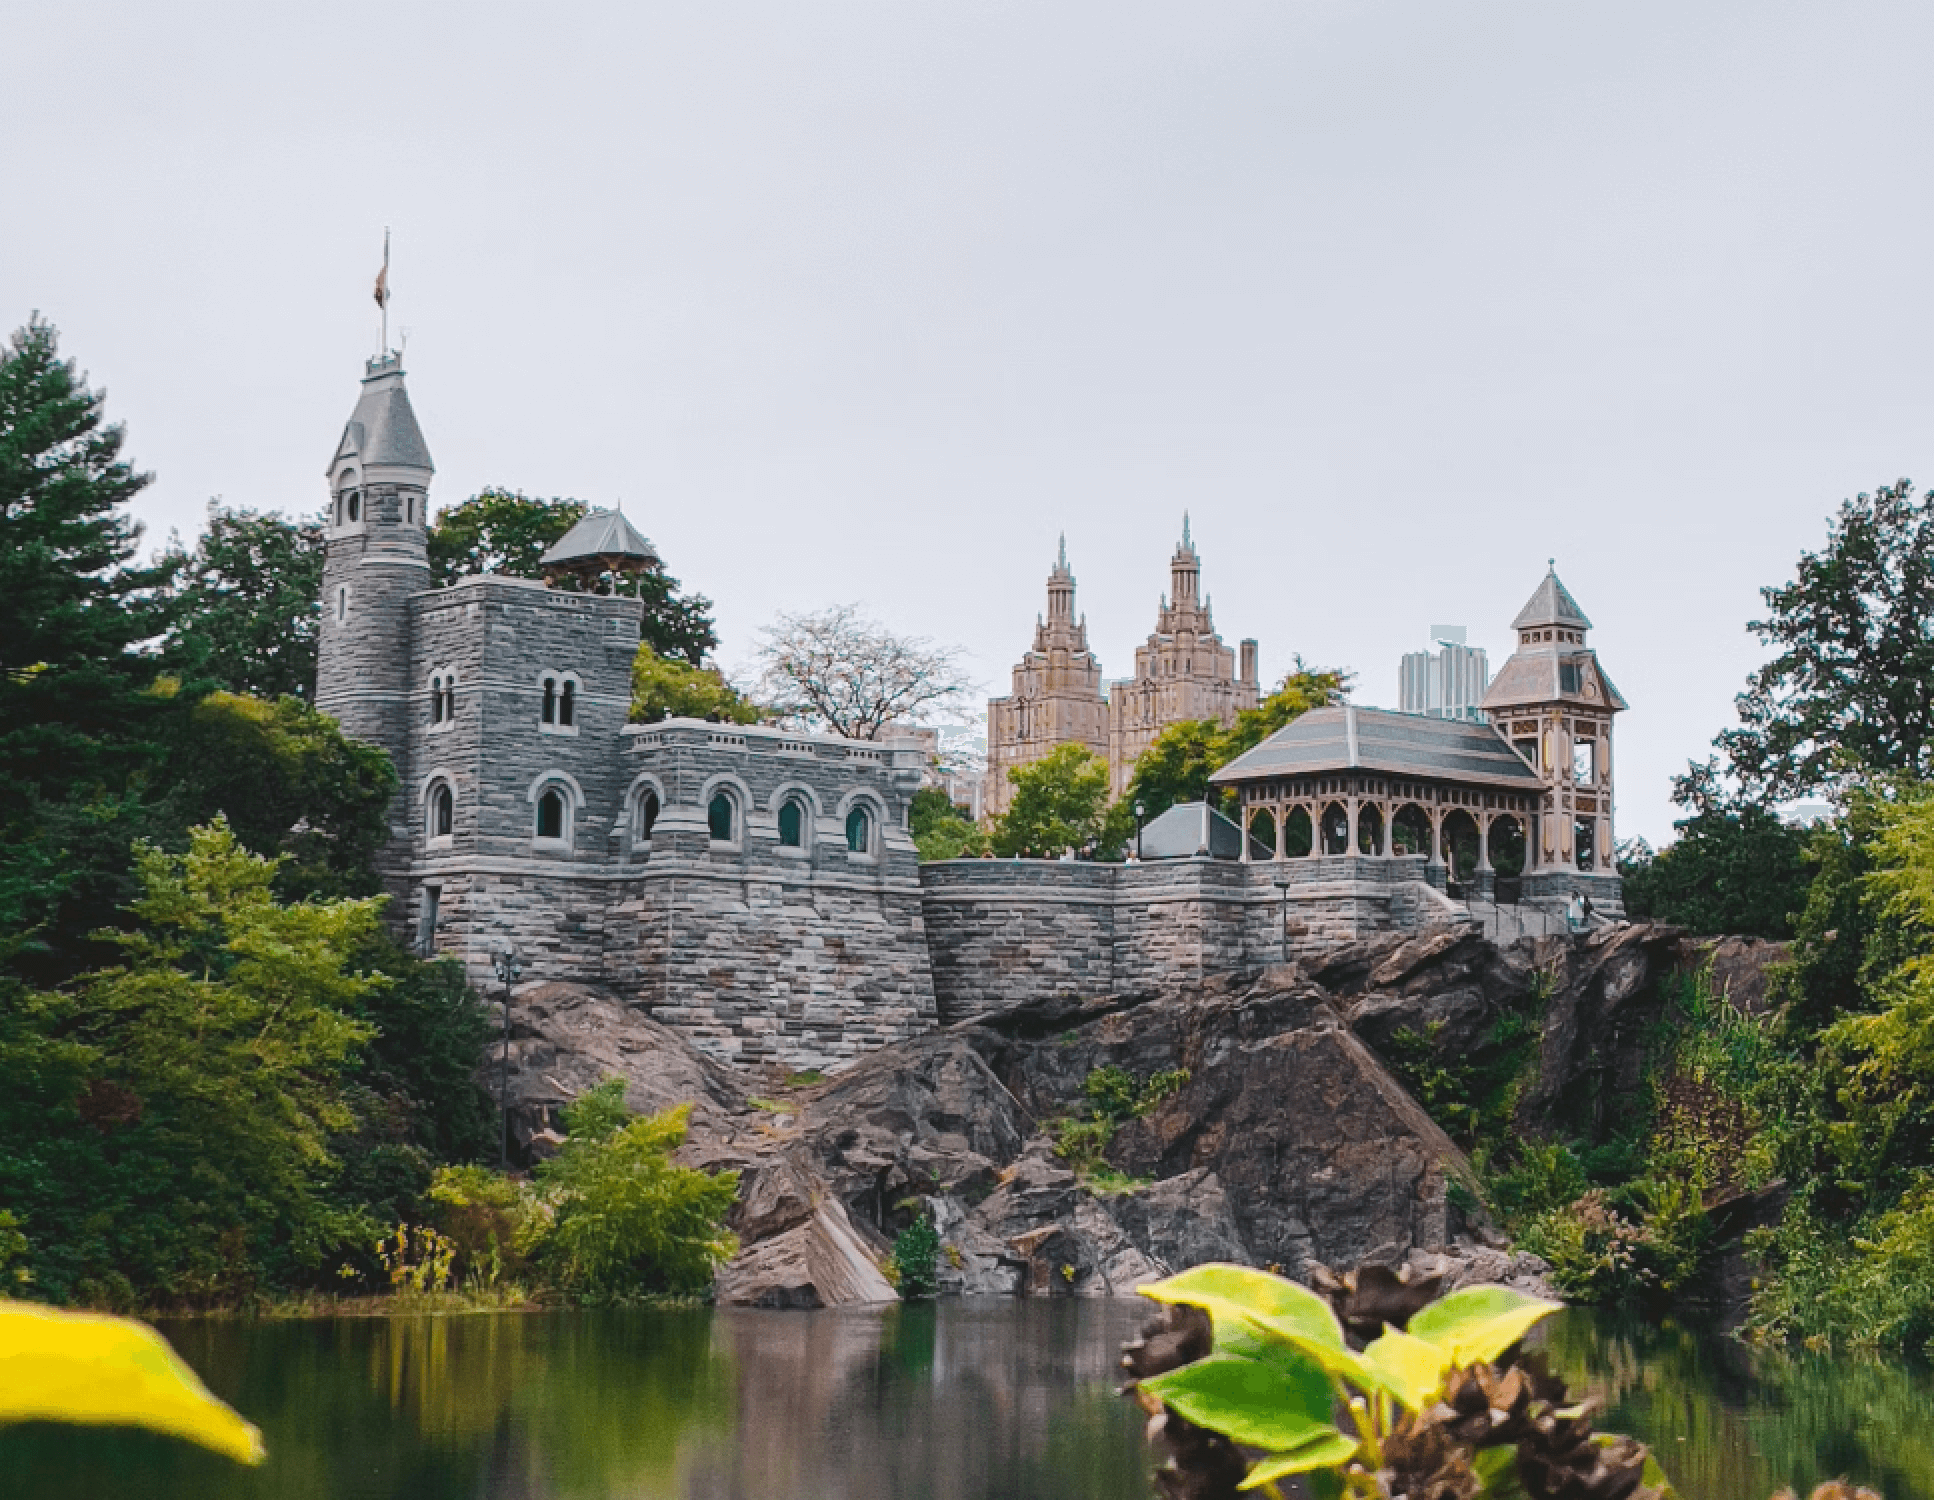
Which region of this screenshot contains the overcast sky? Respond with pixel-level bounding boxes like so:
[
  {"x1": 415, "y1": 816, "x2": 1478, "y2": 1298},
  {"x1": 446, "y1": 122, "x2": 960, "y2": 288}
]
[{"x1": 8, "y1": 2, "x2": 1933, "y2": 845}]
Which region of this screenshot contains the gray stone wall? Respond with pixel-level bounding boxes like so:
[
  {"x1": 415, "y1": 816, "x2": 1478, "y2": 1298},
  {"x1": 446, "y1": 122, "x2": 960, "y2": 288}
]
[{"x1": 920, "y1": 855, "x2": 1478, "y2": 1023}]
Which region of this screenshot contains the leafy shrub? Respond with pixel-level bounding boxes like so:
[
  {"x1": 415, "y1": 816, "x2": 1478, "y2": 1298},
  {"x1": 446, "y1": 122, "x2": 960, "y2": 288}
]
[
  {"x1": 890, "y1": 1214, "x2": 940, "y2": 1299},
  {"x1": 1050, "y1": 1065, "x2": 1191, "y2": 1184},
  {"x1": 533, "y1": 1082, "x2": 740, "y2": 1299},
  {"x1": 428, "y1": 1164, "x2": 533, "y2": 1287}
]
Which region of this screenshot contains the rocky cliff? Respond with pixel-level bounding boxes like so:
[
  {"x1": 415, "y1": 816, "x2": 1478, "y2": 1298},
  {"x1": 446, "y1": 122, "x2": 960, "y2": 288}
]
[{"x1": 496, "y1": 921, "x2": 1771, "y2": 1307}]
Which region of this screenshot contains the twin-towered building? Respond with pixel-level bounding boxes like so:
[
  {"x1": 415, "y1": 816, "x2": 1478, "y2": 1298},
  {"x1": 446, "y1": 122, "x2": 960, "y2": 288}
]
[{"x1": 983, "y1": 520, "x2": 1261, "y2": 813}]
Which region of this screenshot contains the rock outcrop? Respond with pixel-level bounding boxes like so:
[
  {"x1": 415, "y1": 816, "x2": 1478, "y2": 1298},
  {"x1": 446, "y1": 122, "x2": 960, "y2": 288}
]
[{"x1": 497, "y1": 937, "x2": 1596, "y2": 1306}]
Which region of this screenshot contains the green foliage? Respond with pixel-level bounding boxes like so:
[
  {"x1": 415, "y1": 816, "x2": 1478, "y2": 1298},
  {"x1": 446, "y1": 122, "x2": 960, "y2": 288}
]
[
  {"x1": 993, "y1": 743, "x2": 1113, "y2": 857},
  {"x1": 889, "y1": 1214, "x2": 940, "y2": 1300},
  {"x1": 158, "y1": 503, "x2": 324, "y2": 701},
  {"x1": 169, "y1": 691, "x2": 398, "y2": 901},
  {"x1": 628, "y1": 646, "x2": 759, "y2": 725},
  {"x1": 1704, "y1": 478, "x2": 1934, "y2": 803},
  {"x1": 1618, "y1": 800, "x2": 1811, "y2": 939},
  {"x1": 910, "y1": 786, "x2": 988, "y2": 861},
  {"x1": 1122, "y1": 666, "x2": 1348, "y2": 821},
  {"x1": 1049, "y1": 1065, "x2": 1189, "y2": 1185},
  {"x1": 1134, "y1": 1265, "x2": 1577, "y2": 1496},
  {"x1": 531, "y1": 1082, "x2": 739, "y2": 1299},
  {"x1": 1, "y1": 821, "x2": 386, "y2": 1304},
  {"x1": 430, "y1": 488, "x2": 718, "y2": 664}
]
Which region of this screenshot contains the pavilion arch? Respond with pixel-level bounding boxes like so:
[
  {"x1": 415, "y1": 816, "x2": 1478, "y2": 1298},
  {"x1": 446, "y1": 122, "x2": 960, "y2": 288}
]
[
  {"x1": 1356, "y1": 803, "x2": 1385, "y2": 856},
  {"x1": 1319, "y1": 801, "x2": 1351, "y2": 856},
  {"x1": 1284, "y1": 805, "x2": 1314, "y2": 858},
  {"x1": 1392, "y1": 803, "x2": 1431, "y2": 858},
  {"x1": 1489, "y1": 813, "x2": 1527, "y2": 877},
  {"x1": 1441, "y1": 809, "x2": 1481, "y2": 883},
  {"x1": 525, "y1": 769, "x2": 585, "y2": 849},
  {"x1": 1246, "y1": 807, "x2": 1277, "y2": 861}
]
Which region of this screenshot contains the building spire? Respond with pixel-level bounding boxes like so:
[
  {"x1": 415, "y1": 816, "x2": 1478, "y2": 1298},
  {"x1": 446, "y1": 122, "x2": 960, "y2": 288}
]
[
  {"x1": 1058, "y1": 532, "x2": 1068, "y2": 570},
  {"x1": 1182, "y1": 511, "x2": 1192, "y2": 550}
]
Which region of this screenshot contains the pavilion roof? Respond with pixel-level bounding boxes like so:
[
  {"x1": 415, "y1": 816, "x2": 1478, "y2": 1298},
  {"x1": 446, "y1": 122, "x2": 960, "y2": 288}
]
[{"x1": 1209, "y1": 705, "x2": 1542, "y2": 791}]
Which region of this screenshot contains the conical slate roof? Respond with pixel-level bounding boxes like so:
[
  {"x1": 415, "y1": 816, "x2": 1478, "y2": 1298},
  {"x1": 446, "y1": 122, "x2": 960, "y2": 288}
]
[
  {"x1": 329, "y1": 359, "x2": 433, "y2": 474},
  {"x1": 540, "y1": 508, "x2": 660, "y2": 568},
  {"x1": 1512, "y1": 567, "x2": 1591, "y2": 631}
]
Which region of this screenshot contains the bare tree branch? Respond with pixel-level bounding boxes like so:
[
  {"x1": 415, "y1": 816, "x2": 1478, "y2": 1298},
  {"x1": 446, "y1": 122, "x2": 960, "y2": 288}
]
[{"x1": 752, "y1": 604, "x2": 976, "y2": 741}]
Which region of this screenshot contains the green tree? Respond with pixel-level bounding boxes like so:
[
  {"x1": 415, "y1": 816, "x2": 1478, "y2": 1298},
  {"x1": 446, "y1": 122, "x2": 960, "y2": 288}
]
[
  {"x1": 168, "y1": 692, "x2": 398, "y2": 900},
  {"x1": 4, "y1": 820, "x2": 386, "y2": 1303},
  {"x1": 993, "y1": 743, "x2": 1112, "y2": 857},
  {"x1": 629, "y1": 647, "x2": 759, "y2": 725},
  {"x1": 430, "y1": 488, "x2": 718, "y2": 664},
  {"x1": 534, "y1": 1081, "x2": 740, "y2": 1298},
  {"x1": 910, "y1": 786, "x2": 987, "y2": 861},
  {"x1": 1123, "y1": 665, "x2": 1348, "y2": 821},
  {"x1": 1617, "y1": 801, "x2": 1811, "y2": 938},
  {"x1": 1704, "y1": 480, "x2": 1934, "y2": 802},
  {"x1": 159, "y1": 504, "x2": 324, "y2": 700},
  {"x1": 0, "y1": 316, "x2": 176, "y2": 817}
]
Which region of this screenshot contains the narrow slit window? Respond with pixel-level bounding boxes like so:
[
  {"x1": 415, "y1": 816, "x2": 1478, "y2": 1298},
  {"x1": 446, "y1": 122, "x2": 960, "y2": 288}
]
[
  {"x1": 560, "y1": 680, "x2": 575, "y2": 727},
  {"x1": 537, "y1": 789, "x2": 566, "y2": 841},
  {"x1": 430, "y1": 676, "x2": 445, "y2": 724},
  {"x1": 432, "y1": 784, "x2": 453, "y2": 837},
  {"x1": 541, "y1": 677, "x2": 557, "y2": 725}
]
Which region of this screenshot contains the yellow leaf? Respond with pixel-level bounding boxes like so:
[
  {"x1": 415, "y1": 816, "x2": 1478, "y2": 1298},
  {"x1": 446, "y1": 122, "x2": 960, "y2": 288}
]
[
  {"x1": 1404, "y1": 1284, "x2": 1561, "y2": 1367},
  {"x1": 0, "y1": 1300, "x2": 265, "y2": 1465},
  {"x1": 1238, "y1": 1429, "x2": 1362, "y2": 1487},
  {"x1": 1360, "y1": 1324, "x2": 1454, "y2": 1412}
]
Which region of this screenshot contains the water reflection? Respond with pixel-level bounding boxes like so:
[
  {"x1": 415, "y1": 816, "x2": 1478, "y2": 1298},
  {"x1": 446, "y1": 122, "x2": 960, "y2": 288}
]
[
  {"x1": 10, "y1": 1301, "x2": 1934, "y2": 1500},
  {"x1": 2, "y1": 1300, "x2": 1152, "y2": 1500},
  {"x1": 1539, "y1": 1309, "x2": 1934, "y2": 1500}
]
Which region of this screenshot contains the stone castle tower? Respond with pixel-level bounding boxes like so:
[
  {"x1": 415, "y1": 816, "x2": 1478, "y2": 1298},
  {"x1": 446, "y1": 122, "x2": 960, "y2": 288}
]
[{"x1": 983, "y1": 519, "x2": 1259, "y2": 813}]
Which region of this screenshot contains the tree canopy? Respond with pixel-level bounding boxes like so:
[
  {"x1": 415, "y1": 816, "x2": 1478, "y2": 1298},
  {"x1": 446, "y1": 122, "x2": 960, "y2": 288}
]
[
  {"x1": 992, "y1": 743, "x2": 1113, "y2": 858},
  {"x1": 429, "y1": 488, "x2": 718, "y2": 665},
  {"x1": 753, "y1": 604, "x2": 974, "y2": 740},
  {"x1": 1704, "y1": 479, "x2": 1934, "y2": 803},
  {"x1": 1123, "y1": 665, "x2": 1348, "y2": 821},
  {"x1": 629, "y1": 647, "x2": 759, "y2": 725},
  {"x1": 1617, "y1": 802, "x2": 1811, "y2": 939},
  {"x1": 158, "y1": 504, "x2": 323, "y2": 700}
]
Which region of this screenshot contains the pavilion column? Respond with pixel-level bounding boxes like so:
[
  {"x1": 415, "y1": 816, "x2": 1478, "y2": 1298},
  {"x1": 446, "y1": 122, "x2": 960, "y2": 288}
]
[
  {"x1": 1240, "y1": 803, "x2": 1253, "y2": 864},
  {"x1": 1380, "y1": 801, "x2": 1394, "y2": 857},
  {"x1": 1274, "y1": 803, "x2": 1287, "y2": 861},
  {"x1": 1428, "y1": 807, "x2": 1445, "y2": 867},
  {"x1": 1345, "y1": 800, "x2": 1359, "y2": 858},
  {"x1": 1477, "y1": 814, "x2": 1493, "y2": 873},
  {"x1": 1308, "y1": 804, "x2": 1321, "y2": 859}
]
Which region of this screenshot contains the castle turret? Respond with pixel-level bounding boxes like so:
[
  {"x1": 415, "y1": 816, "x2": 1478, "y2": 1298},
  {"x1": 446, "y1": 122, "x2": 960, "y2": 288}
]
[
  {"x1": 316, "y1": 352, "x2": 434, "y2": 759},
  {"x1": 1481, "y1": 565, "x2": 1627, "y2": 903}
]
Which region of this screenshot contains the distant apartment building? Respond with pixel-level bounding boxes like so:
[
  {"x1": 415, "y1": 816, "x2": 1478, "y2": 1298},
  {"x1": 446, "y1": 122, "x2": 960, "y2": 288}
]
[{"x1": 1399, "y1": 627, "x2": 1491, "y2": 724}]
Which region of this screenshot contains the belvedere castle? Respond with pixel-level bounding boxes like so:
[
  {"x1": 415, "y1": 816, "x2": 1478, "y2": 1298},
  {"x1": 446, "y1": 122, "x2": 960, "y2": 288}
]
[{"x1": 315, "y1": 354, "x2": 1626, "y2": 1073}]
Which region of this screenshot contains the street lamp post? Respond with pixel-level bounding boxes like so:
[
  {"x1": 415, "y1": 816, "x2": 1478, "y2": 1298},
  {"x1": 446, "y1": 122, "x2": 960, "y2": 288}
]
[
  {"x1": 489, "y1": 940, "x2": 524, "y2": 1170},
  {"x1": 1275, "y1": 868, "x2": 1293, "y2": 965},
  {"x1": 1133, "y1": 801, "x2": 1146, "y2": 861}
]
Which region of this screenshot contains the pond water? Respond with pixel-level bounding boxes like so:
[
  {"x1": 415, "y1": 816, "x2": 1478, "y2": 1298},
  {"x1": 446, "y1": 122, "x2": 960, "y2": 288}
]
[{"x1": 6, "y1": 1300, "x2": 1934, "y2": 1500}]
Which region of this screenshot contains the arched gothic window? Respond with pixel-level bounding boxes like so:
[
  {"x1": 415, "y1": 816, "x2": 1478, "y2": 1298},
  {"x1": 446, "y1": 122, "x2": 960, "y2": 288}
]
[
  {"x1": 537, "y1": 789, "x2": 566, "y2": 842},
  {"x1": 541, "y1": 677, "x2": 558, "y2": 725},
  {"x1": 346, "y1": 491, "x2": 361, "y2": 523},
  {"x1": 636, "y1": 789, "x2": 661, "y2": 842},
  {"x1": 846, "y1": 805, "x2": 872, "y2": 855},
  {"x1": 708, "y1": 792, "x2": 735, "y2": 843},
  {"x1": 559, "y1": 680, "x2": 575, "y2": 727},
  {"x1": 430, "y1": 675, "x2": 446, "y2": 724},
  {"x1": 778, "y1": 799, "x2": 804, "y2": 848},
  {"x1": 431, "y1": 783, "x2": 454, "y2": 838},
  {"x1": 442, "y1": 674, "x2": 456, "y2": 721}
]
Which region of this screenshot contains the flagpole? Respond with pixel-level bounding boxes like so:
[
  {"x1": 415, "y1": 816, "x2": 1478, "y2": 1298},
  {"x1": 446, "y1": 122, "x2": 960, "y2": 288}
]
[{"x1": 380, "y1": 228, "x2": 390, "y2": 359}]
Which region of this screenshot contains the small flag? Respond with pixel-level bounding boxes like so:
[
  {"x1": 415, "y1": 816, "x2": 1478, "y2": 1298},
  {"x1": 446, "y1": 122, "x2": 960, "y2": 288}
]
[{"x1": 374, "y1": 264, "x2": 389, "y2": 309}]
